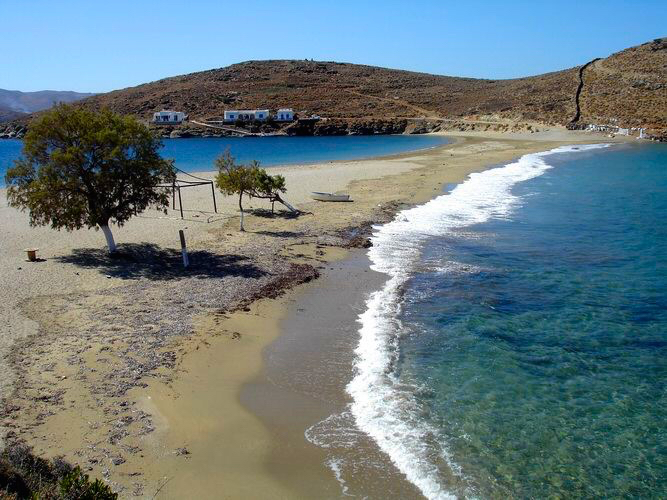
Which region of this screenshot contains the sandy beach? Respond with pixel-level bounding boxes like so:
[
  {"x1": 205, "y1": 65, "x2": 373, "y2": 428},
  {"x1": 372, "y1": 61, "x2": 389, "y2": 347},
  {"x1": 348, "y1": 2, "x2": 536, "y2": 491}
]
[{"x1": 0, "y1": 129, "x2": 628, "y2": 497}]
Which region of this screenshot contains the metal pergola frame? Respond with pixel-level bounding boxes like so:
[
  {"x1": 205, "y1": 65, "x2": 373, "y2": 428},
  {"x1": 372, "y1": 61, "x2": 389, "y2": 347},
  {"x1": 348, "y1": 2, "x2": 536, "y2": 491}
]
[{"x1": 158, "y1": 168, "x2": 218, "y2": 219}]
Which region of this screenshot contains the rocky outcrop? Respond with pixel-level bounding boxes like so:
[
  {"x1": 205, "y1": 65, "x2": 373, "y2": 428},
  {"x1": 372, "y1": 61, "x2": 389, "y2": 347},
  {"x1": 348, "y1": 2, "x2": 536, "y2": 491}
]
[
  {"x1": 1, "y1": 119, "x2": 418, "y2": 140},
  {"x1": 284, "y1": 118, "x2": 444, "y2": 136},
  {"x1": 0, "y1": 123, "x2": 27, "y2": 139},
  {"x1": 0, "y1": 117, "x2": 541, "y2": 140}
]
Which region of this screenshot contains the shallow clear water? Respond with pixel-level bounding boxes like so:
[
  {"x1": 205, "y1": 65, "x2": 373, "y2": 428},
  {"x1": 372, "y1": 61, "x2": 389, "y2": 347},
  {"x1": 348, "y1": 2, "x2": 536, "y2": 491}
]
[
  {"x1": 0, "y1": 135, "x2": 449, "y2": 187},
  {"x1": 352, "y1": 143, "x2": 667, "y2": 498}
]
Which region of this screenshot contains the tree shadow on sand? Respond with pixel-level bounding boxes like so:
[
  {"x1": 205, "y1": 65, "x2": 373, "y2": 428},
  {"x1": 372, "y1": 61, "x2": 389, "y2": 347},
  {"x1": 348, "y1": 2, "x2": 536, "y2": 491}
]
[{"x1": 56, "y1": 243, "x2": 267, "y2": 281}]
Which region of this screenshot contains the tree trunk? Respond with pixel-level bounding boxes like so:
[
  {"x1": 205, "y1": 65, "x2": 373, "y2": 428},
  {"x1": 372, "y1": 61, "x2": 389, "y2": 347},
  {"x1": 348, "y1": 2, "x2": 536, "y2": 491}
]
[
  {"x1": 238, "y1": 193, "x2": 245, "y2": 232},
  {"x1": 100, "y1": 224, "x2": 117, "y2": 254}
]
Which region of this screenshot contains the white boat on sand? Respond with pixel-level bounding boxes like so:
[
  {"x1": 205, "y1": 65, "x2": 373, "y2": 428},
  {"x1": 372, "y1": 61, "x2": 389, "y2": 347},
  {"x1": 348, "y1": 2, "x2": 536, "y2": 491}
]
[{"x1": 311, "y1": 192, "x2": 351, "y2": 202}]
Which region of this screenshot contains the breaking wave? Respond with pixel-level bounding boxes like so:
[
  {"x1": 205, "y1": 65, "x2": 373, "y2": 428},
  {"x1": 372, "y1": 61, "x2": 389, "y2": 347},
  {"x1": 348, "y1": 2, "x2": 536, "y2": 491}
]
[{"x1": 346, "y1": 144, "x2": 610, "y2": 499}]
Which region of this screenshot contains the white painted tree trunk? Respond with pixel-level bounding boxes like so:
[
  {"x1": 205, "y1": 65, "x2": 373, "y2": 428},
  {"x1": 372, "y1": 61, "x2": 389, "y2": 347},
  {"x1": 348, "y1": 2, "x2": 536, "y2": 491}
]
[
  {"x1": 100, "y1": 224, "x2": 117, "y2": 254},
  {"x1": 239, "y1": 193, "x2": 245, "y2": 232}
]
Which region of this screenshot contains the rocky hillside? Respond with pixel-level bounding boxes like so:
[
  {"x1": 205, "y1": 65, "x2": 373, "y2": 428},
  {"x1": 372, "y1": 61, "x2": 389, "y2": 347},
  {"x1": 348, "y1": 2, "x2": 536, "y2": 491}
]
[
  {"x1": 0, "y1": 89, "x2": 96, "y2": 118},
  {"x1": 0, "y1": 105, "x2": 27, "y2": 123},
  {"x1": 2, "y1": 39, "x2": 665, "y2": 137},
  {"x1": 75, "y1": 60, "x2": 578, "y2": 127},
  {"x1": 578, "y1": 38, "x2": 666, "y2": 130}
]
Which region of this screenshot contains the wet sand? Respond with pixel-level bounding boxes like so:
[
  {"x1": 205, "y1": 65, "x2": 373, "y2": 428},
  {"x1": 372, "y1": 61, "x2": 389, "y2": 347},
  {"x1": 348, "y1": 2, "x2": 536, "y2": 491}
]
[{"x1": 246, "y1": 250, "x2": 426, "y2": 498}]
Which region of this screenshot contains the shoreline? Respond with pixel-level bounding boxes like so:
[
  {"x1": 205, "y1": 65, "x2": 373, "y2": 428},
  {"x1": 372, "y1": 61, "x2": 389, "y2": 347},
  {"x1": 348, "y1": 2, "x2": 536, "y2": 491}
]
[
  {"x1": 0, "y1": 130, "x2": 624, "y2": 497},
  {"x1": 244, "y1": 249, "x2": 426, "y2": 498},
  {"x1": 2, "y1": 127, "x2": 635, "y2": 188},
  {"x1": 0, "y1": 134, "x2": 452, "y2": 190},
  {"x1": 167, "y1": 133, "x2": 454, "y2": 168}
]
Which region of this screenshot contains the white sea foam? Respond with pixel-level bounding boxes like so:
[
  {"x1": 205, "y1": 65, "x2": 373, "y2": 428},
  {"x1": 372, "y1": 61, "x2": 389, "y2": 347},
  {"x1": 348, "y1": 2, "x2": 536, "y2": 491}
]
[
  {"x1": 305, "y1": 411, "x2": 364, "y2": 449},
  {"x1": 326, "y1": 457, "x2": 354, "y2": 497},
  {"x1": 346, "y1": 144, "x2": 611, "y2": 499}
]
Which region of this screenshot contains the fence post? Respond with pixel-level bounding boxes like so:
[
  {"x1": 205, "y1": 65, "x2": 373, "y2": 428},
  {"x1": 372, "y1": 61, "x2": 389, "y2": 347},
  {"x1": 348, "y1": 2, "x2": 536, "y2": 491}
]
[
  {"x1": 179, "y1": 230, "x2": 189, "y2": 268},
  {"x1": 211, "y1": 181, "x2": 218, "y2": 213}
]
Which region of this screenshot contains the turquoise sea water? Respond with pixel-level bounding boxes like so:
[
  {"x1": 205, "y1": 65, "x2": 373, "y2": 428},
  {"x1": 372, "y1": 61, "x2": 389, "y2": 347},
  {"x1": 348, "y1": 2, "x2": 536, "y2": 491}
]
[
  {"x1": 350, "y1": 143, "x2": 667, "y2": 498},
  {"x1": 0, "y1": 135, "x2": 449, "y2": 187},
  {"x1": 0, "y1": 139, "x2": 22, "y2": 187}
]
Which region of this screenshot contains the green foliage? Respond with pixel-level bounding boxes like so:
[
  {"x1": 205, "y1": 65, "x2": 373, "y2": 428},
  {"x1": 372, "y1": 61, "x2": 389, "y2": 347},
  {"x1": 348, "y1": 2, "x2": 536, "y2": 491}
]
[
  {"x1": 253, "y1": 169, "x2": 286, "y2": 200},
  {"x1": 0, "y1": 444, "x2": 115, "y2": 500},
  {"x1": 59, "y1": 467, "x2": 116, "y2": 500},
  {"x1": 214, "y1": 150, "x2": 287, "y2": 230},
  {"x1": 4, "y1": 104, "x2": 176, "y2": 232},
  {"x1": 214, "y1": 150, "x2": 257, "y2": 200}
]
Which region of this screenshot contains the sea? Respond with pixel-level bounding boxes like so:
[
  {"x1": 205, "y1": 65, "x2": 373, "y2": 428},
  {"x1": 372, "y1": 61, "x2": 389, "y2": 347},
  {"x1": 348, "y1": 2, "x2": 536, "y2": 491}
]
[
  {"x1": 346, "y1": 142, "x2": 667, "y2": 498},
  {"x1": 0, "y1": 135, "x2": 449, "y2": 187}
]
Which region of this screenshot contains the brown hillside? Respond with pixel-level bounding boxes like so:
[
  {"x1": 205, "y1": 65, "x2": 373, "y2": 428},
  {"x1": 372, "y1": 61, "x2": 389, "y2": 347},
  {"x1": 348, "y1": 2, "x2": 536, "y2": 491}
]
[
  {"x1": 579, "y1": 38, "x2": 667, "y2": 130},
  {"x1": 3, "y1": 39, "x2": 665, "y2": 137},
  {"x1": 78, "y1": 60, "x2": 579, "y2": 126},
  {"x1": 0, "y1": 105, "x2": 27, "y2": 123}
]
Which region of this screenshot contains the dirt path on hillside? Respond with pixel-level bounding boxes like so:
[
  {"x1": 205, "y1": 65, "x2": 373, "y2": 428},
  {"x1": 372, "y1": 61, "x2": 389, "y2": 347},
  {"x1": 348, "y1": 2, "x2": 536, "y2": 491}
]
[
  {"x1": 342, "y1": 89, "x2": 443, "y2": 119},
  {"x1": 591, "y1": 59, "x2": 658, "y2": 82}
]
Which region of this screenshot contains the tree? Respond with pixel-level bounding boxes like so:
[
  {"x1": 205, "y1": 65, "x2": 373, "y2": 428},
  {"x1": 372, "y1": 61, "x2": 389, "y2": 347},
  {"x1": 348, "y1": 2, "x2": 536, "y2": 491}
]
[
  {"x1": 4, "y1": 104, "x2": 175, "y2": 254},
  {"x1": 214, "y1": 150, "x2": 290, "y2": 231},
  {"x1": 253, "y1": 168, "x2": 287, "y2": 214},
  {"x1": 214, "y1": 151, "x2": 258, "y2": 231}
]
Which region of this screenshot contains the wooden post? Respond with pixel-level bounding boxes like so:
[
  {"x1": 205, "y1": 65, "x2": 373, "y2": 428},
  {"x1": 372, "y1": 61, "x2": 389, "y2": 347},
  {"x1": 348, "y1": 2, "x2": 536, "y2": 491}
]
[
  {"x1": 177, "y1": 186, "x2": 184, "y2": 219},
  {"x1": 211, "y1": 181, "x2": 218, "y2": 213},
  {"x1": 179, "y1": 230, "x2": 189, "y2": 268},
  {"x1": 172, "y1": 180, "x2": 176, "y2": 209}
]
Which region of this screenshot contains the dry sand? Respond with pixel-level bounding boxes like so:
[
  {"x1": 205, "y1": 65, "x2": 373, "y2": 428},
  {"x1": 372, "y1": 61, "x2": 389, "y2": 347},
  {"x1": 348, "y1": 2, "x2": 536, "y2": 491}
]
[{"x1": 0, "y1": 129, "x2": 624, "y2": 497}]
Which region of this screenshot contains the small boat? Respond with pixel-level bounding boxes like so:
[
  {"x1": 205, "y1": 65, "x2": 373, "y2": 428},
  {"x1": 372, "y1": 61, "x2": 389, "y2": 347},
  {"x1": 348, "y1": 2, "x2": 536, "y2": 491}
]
[{"x1": 311, "y1": 192, "x2": 351, "y2": 202}]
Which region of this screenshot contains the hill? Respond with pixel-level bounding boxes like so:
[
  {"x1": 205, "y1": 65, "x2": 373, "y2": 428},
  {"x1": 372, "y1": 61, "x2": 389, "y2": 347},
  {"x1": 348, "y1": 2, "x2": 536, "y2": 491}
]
[
  {"x1": 2, "y1": 39, "x2": 665, "y2": 137},
  {"x1": 0, "y1": 89, "x2": 96, "y2": 117},
  {"x1": 0, "y1": 105, "x2": 27, "y2": 123},
  {"x1": 76, "y1": 38, "x2": 665, "y2": 132},
  {"x1": 578, "y1": 38, "x2": 666, "y2": 130},
  {"x1": 76, "y1": 61, "x2": 579, "y2": 127}
]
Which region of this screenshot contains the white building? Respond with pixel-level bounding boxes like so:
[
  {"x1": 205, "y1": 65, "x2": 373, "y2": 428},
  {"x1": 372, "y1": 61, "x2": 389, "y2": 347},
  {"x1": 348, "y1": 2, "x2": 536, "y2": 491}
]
[
  {"x1": 224, "y1": 109, "x2": 270, "y2": 122},
  {"x1": 275, "y1": 108, "x2": 294, "y2": 121},
  {"x1": 152, "y1": 110, "x2": 187, "y2": 124}
]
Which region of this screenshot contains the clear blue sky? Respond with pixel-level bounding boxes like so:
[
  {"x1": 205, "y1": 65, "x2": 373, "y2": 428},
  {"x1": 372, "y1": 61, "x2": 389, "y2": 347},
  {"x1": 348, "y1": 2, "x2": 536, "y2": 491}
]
[{"x1": 2, "y1": 0, "x2": 665, "y2": 93}]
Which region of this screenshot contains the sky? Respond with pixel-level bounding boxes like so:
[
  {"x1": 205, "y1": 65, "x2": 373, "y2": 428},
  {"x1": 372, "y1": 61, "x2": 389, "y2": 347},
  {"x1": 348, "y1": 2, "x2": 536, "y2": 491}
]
[{"x1": 1, "y1": 0, "x2": 665, "y2": 93}]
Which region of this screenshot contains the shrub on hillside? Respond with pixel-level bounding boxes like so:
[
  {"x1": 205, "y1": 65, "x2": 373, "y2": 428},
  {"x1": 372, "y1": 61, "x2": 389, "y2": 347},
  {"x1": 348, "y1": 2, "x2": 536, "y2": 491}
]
[{"x1": 0, "y1": 444, "x2": 116, "y2": 500}]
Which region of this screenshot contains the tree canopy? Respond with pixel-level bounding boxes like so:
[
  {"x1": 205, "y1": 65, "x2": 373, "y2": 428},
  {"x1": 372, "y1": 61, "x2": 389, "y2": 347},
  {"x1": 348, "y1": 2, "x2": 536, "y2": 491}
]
[
  {"x1": 253, "y1": 168, "x2": 287, "y2": 202},
  {"x1": 215, "y1": 150, "x2": 287, "y2": 231},
  {"x1": 5, "y1": 104, "x2": 175, "y2": 252}
]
